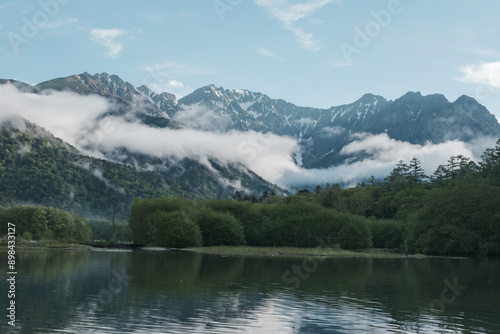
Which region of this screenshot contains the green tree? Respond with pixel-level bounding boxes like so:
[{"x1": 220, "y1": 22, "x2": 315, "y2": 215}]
[
  {"x1": 384, "y1": 160, "x2": 410, "y2": 193},
  {"x1": 195, "y1": 207, "x2": 245, "y2": 246},
  {"x1": 408, "y1": 157, "x2": 426, "y2": 184},
  {"x1": 336, "y1": 216, "x2": 371, "y2": 250},
  {"x1": 367, "y1": 176, "x2": 377, "y2": 186},
  {"x1": 431, "y1": 164, "x2": 449, "y2": 186},
  {"x1": 232, "y1": 191, "x2": 243, "y2": 201},
  {"x1": 151, "y1": 211, "x2": 202, "y2": 248},
  {"x1": 479, "y1": 139, "x2": 500, "y2": 177}
]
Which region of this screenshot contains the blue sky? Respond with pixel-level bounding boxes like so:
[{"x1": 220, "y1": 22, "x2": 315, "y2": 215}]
[{"x1": 1, "y1": 0, "x2": 500, "y2": 118}]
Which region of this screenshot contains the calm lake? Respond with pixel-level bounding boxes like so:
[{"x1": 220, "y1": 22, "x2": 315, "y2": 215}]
[{"x1": 1, "y1": 250, "x2": 499, "y2": 333}]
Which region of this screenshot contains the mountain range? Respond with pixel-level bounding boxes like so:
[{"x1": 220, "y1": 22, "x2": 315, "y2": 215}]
[
  {"x1": 33, "y1": 72, "x2": 500, "y2": 167},
  {"x1": 1, "y1": 72, "x2": 500, "y2": 217}
]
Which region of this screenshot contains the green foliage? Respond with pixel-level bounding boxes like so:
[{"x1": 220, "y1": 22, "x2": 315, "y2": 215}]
[
  {"x1": 129, "y1": 197, "x2": 374, "y2": 250},
  {"x1": 480, "y1": 139, "x2": 500, "y2": 178},
  {"x1": 195, "y1": 208, "x2": 245, "y2": 246},
  {"x1": 21, "y1": 231, "x2": 33, "y2": 241},
  {"x1": 407, "y1": 180, "x2": 500, "y2": 255},
  {"x1": 304, "y1": 140, "x2": 500, "y2": 255},
  {"x1": 0, "y1": 205, "x2": 91, "y2": 243},
  {"x1": 369, "y1": 219, "x2": 404, "y2": 250},
  {"x1": 87, "y1": 219, "x2": 131, "y2": 241},
  {"x1": 150, "y1": 211, "x2": 202, "y2": 248},
  {"x1": 128, "y1": 198, "x2": 198, "y2": 245},
  {"x1": 336, "y1": 216, "x2": 371, "y2": 250}
]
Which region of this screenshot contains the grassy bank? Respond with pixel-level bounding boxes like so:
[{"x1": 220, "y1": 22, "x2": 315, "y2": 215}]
[
  {"x1": 0, "y1": 239, "x2": 92, "y2": 250},
  {"x1": 0, "y1": 242, "x2": 466, "y2": 259},
  {"x1": 184, "y1": 246, "x2": 428, "y2": 258}
]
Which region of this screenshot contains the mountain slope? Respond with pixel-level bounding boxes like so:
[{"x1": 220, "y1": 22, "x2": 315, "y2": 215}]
[
  {"x1": 0, "y1": 116, "x2": 282, "y2": 219},
  {"x1": 36, "y1": 72, "x2": 178, "y2": 118}
]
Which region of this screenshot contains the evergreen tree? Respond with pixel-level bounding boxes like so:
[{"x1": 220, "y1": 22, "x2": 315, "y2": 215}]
[
  {"x1": 243, "y1": 193, "x2": 259, "y2": 203},
  {"x1": 232, "y1": 190, "x2": 243, "y2": 201},
  {"x1": 384, "y1": 160, "x2": 410, "y2": 192},
  {"x1": 447, "y1": 156, "x2": 460, "y2": 179},
  {"x1": 480, "y1": 139, "x2": 500, "y2": 177},
  {"x1": 431, "y1": 164, "x2": 449, "y2": 186},
  {"x1": 367, "y1": 175, "x2": 377, "y2": 186},
  {"x1": 259, "y1": 190, "x2": 270, "y2": 202},
  {"x1": 408, "y1": 157, "x2": 426, "y2": 184}
]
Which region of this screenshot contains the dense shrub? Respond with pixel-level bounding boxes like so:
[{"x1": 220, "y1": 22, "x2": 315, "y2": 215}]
[
  {"x1": 151, "y1": 211, "x2": 202, "y2": 248},
  {"x1": 195, "y1": 207, "x2": 245, "y2": 246},
  {"x1": 0, "y1": 205, "x2": 91, "y2": 243},
  {"x1": 129, "y1": 198, "x2": 199, "y2": 245},
  {"x1": 407, "y1": 181, "x2": 500, "y2": 255},
  {"x1": 336, "y1": 216, "x2": 372, "y2": 250},
  {"x1": 129, "y1": 197, "x2": 375, "y2": 249},
  {"x1": 369, "y1": 219, "x2": 404, "y2": 250}
]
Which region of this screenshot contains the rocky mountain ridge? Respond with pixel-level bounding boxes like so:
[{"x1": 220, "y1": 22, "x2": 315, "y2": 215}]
[{"x1": 26, "y1": 73, "x2": 500, "y2": 168}]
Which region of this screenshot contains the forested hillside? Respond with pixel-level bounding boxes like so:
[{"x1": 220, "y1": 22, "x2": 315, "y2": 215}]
[{"x1": 0, "y1": 117, "x2": 281, "y2": 219}]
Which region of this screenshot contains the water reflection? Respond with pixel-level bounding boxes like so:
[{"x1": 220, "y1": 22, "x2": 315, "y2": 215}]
[{"x1": 0, "y1": 250, "x2": 498, "y2": 333}]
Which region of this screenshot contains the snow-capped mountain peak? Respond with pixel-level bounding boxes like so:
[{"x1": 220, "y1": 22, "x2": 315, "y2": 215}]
[{"x1": 27, "y1": 73, "x2": 500, "y2": 170}]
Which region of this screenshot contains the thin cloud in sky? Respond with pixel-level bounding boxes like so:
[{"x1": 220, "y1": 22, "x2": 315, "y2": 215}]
[
  {"x1": 147, "y1": 78, "x2": 192, "y2": 98},
  {"x1": 456, "y1": 61, "x2": 500, "y2": 90},
  {"x1": 331, "y1": 59, "x2": 354, "y2": 68},
  {"x1": 472, "y1": 48, "x2": 496, "y2": 57},
  {"x1": 142, "y1": 61, "x2": 216, "y2": 97},
  {"x1": 254, "y1": 0, "x2": 338, "y2": 51},
  {"x1": 167, "y1": 80, "x2": 184, "y2": 88},
  {"x1": 256, "y1": 48, "x2": 284, "y2": 60},
  {"x1": 144, "y1": 62, "x2": 216, "y2": 77},
  {"x1": 39, "y1": 18, "x2": 79, "y2": 29},
  {"x1": 89, "y1": 28, "x2": 126, "y2": 58}
]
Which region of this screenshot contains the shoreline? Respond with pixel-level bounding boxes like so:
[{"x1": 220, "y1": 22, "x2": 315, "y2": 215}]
[
  {"x1": 182, "y1": 246, "x2": 433, "y2": 259},
  {"x1": 0, "y1": 242, "x2": 470, "y2": 259}
]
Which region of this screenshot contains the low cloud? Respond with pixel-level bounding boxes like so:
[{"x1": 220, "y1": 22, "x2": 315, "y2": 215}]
[
  {"x1": 0, "y1": 84, "x2": 109, "y2": 146},
  {"x1": 16, "y1": 142, "x2": 31, "y2": 157},
  {"x1": 1, "y1": 84, "x2": 496, "y2": 191},
  {"x1": 172, "y1": 103, "x2": 236, "y2": 131},
  {"x1": 294, "y1": 117, "x2": 316, "y2": 126},
  {"x1": 82, "y1": 116, "x2": 298, "y2": 184},
  {"x1": 279, "y1": 133, "x2": 497, "y2": 188},
  {"x1": 92, "y1": 168, "x2": 126, "y2": 194},
  {"x1": 319, "y1": 126, "x2": 345, "y2": 137},
  {"x1": 0, "y1": 84, "x2": 297, "y2": 184}
]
